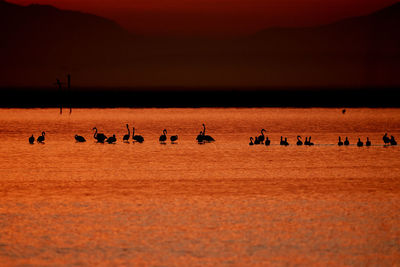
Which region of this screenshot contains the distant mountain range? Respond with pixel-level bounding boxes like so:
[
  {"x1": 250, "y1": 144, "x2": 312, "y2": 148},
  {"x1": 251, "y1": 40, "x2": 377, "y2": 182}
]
[{"x1": 0, "y1": 0, "x2": 399, "y2": 88}]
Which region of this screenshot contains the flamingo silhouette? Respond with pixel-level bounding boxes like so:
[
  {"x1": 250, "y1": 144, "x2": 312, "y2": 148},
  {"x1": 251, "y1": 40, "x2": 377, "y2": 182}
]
[
  {"x1": 29, "y1": 134, "x2": 35, "y2": 144},
  {"x1": 123, "y1": 124, "x2": 130, "y2": 142},
  {"x1": 249, "y1": 137, "x2": 254, "y2": 146},
  {"x1": 75, "y1": 135, "x2": 86, "y2": 142},
  {"x1": 344, "y1": 137, "x2": 350, "y2": 146},
  {"x1": 366, "y1": 137, "x2": 371, "y2": 147},
  {"x1": 258, "y1": 129, "x2": 266, "y2": 144},
  {"x1": 280, "y1": 136, "x2": 285, "y2": 146},
  {"x1": 284, "y1": 137, "x2": 289, "y2": 146},
  {"x1": 93, "y1": 127, "x2": 107, "y2": 143},
  {"x1": 196, "y1": 131, "x2": 204, "y2": 143},
  {"x1": 338, "y1": 136, "x2": 343, "y2": 146},
  {"x1": 170, "y1": 135, "x2": 178, "y2": 143},
  {"x1": 106, "y1": 134, "x2": 117, "y2": 144},
  {"x1": 357, "y1": 138, "x2": 363, "y2": 147},
  {"x1": 296, "y1": 136, "x2": 303, "y2": 146},
  {"x1": 132, "y1": 127, "x2": 144, "y2": 143},
  {"x1": 390, "y1": 136, "x2": 397, "y2": 145},
  {"x1": 383, "y1": 133, "x2": 390, "y2": 145},
  {"x1": 37, "y1": 131, "x2": 45, "y2": 143},
  {"x1": 200, "y1": 124, "x2": 215, "y2": 142},
  {"x1": 307, "y1": 136, "x2": 314, "y2": 146},
  {"x1": 265, "y1": 136, "x2": 271, "y2": 146},
  {"x1": 159, "y1": 129, "x2": 167, "y2": 143}
]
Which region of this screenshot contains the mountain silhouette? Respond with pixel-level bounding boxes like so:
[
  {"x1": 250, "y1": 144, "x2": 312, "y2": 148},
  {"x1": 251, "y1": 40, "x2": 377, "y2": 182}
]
[{"x1": 0, "y1": 0, "x2": 399, "y2": 88}]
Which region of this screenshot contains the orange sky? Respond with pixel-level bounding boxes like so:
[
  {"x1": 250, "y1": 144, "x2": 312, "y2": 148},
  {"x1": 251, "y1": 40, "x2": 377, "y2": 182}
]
[{"x1": 7, "y1": 0, "x2": 399, "y2": 36}]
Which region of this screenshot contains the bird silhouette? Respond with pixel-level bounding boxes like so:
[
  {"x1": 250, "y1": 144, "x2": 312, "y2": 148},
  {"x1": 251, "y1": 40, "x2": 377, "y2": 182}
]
[
  {"x1": 200, "y1": 124, "x2": 215, "y2": 142},
  {"x1": 196, "y1": 131, "x2": 204, "y2": 143},
  {"x1": 254, "y1": 136, "x2": 261, "y2": 145},
  {"x1": 280, "y1": 136, "x2": 285, "y2": 146},
  {"x1": 106, "y1": 134, "x2": 117, "y2": 144},
  {"x1": 366, "y1": 137, "x2": 371, "y2": 147},
  {"x1": 75, "y1": 135, "x2": 86, "y2": 142},
  {"x1": 357, "y1": 138, "x2": 363, "y2": 147},
  {"x1": 170, "y1": 135, "x2": 178, "y2": 143},
  {"x1": 265, "y1": 136, "x2": 271, "y2": 146},
  {"x1": 159, "y1": 129, "x2": 167, "y2": 143},
  {"x1": 338, "y1": 136, "x2": 343, "y2": 146},
  {"x1": 258, "y1": 129, "x2": 266, "y2": 144},
  {"x1": 93, "y1": 127, "x2": 107, "y2": 143},
  {"x1": 123, "y1": 124, "x2": 130, "y2": 142},
  {"x1": 390, "y1": 136, "x2": 397, "y2": 145},
  {"x1": 249, "y1": 137, "x2": 254, "y2": 146},
  {"x1": 383, "y1": 133, "x2": 390, "y2": 145},
  {"x1": 296, "y1": 136, "x2": 303, "y2": 146},
  {"x1": 132, "y1": 127, "x2": 144, "y2": 143},
  {"x1": 344, "y1": 137, "x2": 350, "y2": 146},
  {"x1": 307, "y1": 136, "x2": 314, "y2": 146},
  {"x1": 29, "y1": 134, "x2": 35, "y2": 144},
  {"x1": 37, "y1": 131, "x2": 45, "y2": 143}
]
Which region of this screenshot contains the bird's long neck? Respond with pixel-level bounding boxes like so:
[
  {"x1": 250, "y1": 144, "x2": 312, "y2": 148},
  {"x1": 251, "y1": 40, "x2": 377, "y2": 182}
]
[
  {"x1": 202, "y1": 125, "x2": 206, "y2": 135},
  {"x1": 132, "y1": 128, "x2": 135, "y2": 136},
  {"x1": 93, "y1": 128, "x2": 97, "y2": 138},
  {"x1": 126, "y1": 125, "x2": 130, "y2": 135}
]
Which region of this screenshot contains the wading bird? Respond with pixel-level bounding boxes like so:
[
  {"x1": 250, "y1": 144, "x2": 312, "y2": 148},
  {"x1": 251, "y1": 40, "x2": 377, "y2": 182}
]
[
  {"x1": 123, "y1": 124, "x2": 130, "y2": 142},
  {"x1": 366, "y1": 137, "x2": 371, "y2": 147},
  {"x1": 159, "y1": 129, "x2": 167, "y2": 143},
  {"x1": 106, "y1": 134, "x2": 117, "y2": 144},
  {"x1": 29, "y1": 134, "x2": 35, "y2": 144},
  {"x1": 296, "y1": 136, "x2": 303, "y2": 146},
  {"x1": 75, "y1": 135, "x2": 86, "y2": 142},
  {"x1": 344, "y1": 137, "x2": 350, "y2": 146},
  {"x1": 132, "y1": 127, "x2": 144, "y2": 143},
  {"x1": 258, "y1": 129, "x2": 266, "y2": 144},
  {"x1": 93, "y1": 127, "x2": 107, "y2": 143},
  {"x1": 357, "y1": 138, "x2": 363, "y2": 147},
  {"x1": 37, "y1": 131, "x2": 45, "y2": 143},
  {"x1": 338, "y1": 136, "x2": 343, "y2": 146}
]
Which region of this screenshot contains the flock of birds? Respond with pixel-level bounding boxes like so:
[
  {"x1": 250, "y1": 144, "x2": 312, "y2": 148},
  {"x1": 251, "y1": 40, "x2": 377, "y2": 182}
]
[
  {"x1": 248, "y1": 129, "x2": 397, "y2": 147},
  {"x1": 28, "y1": 124, "x2": 397, "y2": 147},
  {"x1": 28, "y1": 124, "x2": 214, "y2": 144}
]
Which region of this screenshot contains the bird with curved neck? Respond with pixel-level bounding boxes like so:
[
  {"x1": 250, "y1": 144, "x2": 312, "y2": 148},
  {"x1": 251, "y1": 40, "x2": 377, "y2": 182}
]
[
  {"x1": 93, "y1": 127, "x2": 107, "y2": 143},
  {"x1": 258, "y1": 129, "x2": 266, "y2": 144},
  {"x1": 123, "y1": 124, "x2": 130, "y2": 142},
  {"x1": 37, "y1": 131, "x2": 45, "y2": 143},
  {"x1": 159, "y1": 129, "x2": 167, "y2": 143},
  {"x1": 200, "y1": 124, "x2": 215, "y2": 142},
  {"x1": 296, "y1": 136, "x2": 303, "y2": 146}
]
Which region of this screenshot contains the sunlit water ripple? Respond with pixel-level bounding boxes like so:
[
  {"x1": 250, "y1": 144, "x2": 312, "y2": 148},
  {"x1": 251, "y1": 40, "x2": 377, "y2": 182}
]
[{"x1": 0, "y1": 108, "x2": 399, "y2": 265}]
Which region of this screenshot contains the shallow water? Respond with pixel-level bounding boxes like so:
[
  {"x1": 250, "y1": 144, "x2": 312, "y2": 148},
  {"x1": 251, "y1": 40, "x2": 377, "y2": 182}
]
[{"x1": 0, "y1": 108, "x2": 399, "y2": 266}]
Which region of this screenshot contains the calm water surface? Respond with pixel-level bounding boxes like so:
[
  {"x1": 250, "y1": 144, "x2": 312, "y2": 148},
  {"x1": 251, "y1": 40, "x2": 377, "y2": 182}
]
[{"x1": 0, "y1": 108, "x2": 399, "y2": 266}]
